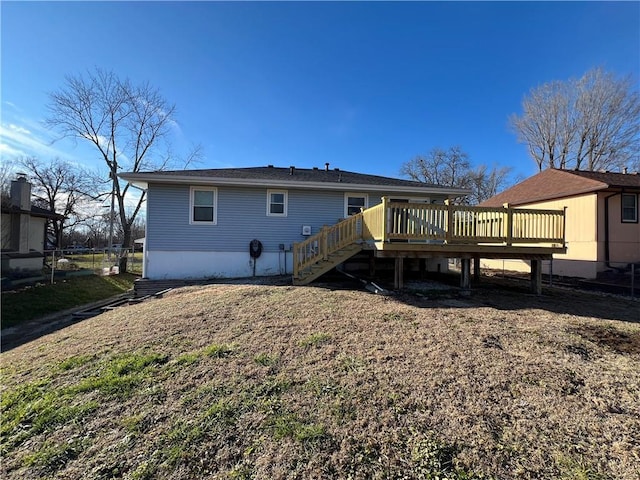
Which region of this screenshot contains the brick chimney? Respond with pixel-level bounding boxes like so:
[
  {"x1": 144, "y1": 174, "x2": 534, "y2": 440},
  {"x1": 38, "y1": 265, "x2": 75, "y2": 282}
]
[
  {"x1": 8, "y1": 174, "x2": 32, "y2": 253},
  {"x1": 10, "y1": 174, "x2": 31, "y2": 211}
]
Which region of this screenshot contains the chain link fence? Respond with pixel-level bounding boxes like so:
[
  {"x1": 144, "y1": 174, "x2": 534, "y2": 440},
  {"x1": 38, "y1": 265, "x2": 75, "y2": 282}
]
[
  {"x1": 479, "y1": 258, "x2": 638, "y2": 299},
  {"x1": 44, "y1": 248, "x2": 142, "y2": 283}
]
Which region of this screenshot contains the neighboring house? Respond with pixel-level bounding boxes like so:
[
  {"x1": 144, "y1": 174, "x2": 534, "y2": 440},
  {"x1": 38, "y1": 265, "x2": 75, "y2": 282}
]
[
  {"x1": 119, "y1": 165, "x2": 469, "y2": 280},
  {"x1": 480, "y1": 168, "x2": 640, "y2": 279},
  {"x1": 1, "y1": 175, "x2": 63, "y2": 277}
]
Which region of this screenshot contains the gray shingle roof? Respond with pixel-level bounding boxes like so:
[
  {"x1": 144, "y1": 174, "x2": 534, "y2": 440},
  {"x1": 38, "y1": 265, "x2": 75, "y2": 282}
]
[
  {"x1": 120, "y1": 166, "x2": 471, "y2": 196},
  {"x1": 135, "y1": 166, "x2": 442, "y2": 188}
]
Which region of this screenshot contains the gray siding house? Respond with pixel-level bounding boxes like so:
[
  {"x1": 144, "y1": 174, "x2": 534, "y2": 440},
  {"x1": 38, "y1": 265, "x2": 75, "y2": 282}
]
[{"x1": 119, "y1": 165, "x2": 468, "y2": 280}]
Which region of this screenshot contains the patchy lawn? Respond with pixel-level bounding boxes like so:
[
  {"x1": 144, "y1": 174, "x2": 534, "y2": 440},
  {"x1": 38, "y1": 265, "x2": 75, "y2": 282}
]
[
  {"x1": 1, "y1": 282, "x2": 638, "y2": 479},
  {"x1": 1, "y1": 273, "x2": 137, "y2": 329}
]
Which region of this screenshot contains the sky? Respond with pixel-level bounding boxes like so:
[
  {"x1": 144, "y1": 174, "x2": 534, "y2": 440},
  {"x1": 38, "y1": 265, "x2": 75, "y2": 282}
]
[{"x1": 1, "y1": 1, "x2": 639, "y2": 187}]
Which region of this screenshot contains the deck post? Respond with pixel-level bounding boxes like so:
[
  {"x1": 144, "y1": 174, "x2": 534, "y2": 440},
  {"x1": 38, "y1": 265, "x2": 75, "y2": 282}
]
[
  {"x1": 531, "y1": 259, "x2": 542, "y2": 295},
  {"x1": 394, "y1": 256, "x2": 404, "y2": 290},
  {"x1": 473, "y1": 255, "x2": 480, "y2": 282},
  {"x1": 445, "y1": 199, "x2": 453, "y2": 243},
  {"x1": 504, "y1": 203, "x2": 513, "y2": 246},
  {"x1": 382, "y1": 196, "x2": 389, "y2": 242},
  {"x1": 460, "y1": 258, "x2": 471, "y2": 295}
]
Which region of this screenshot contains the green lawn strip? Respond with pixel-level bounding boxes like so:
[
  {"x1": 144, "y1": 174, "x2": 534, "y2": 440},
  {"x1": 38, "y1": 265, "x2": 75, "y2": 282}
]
[
  {"x1": 22, "y1": 437, "x2": 91, "y2": 476},
  {"x1": 0, "y1": 351, "x2": 168, "y2": 458},
  {"x1": 69, "y1": 351, "x2": 169, "y2": 399},
  {"x1": 1, "y1": 273, "x2": 137, "y2": 328}
]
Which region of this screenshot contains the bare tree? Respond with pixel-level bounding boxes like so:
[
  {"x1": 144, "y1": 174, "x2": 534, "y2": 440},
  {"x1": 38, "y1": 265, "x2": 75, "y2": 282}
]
[
  {"x1": 511, "y1": 67, "x2": 640, "y2": 172},
  {"x1": 466, "y1": 164, "x2": 513, "y2": 205},
  {"x1": 400, "y1": 146, "x2": 511, "y2": 204},
  {"x1": 18, "y1": 157, "x2": 93, "y2": 248},
  {"x1": 46, "y1": 68, "x2": 194, "y2": 271},
  {"x1": 0, "y1": 162, "x2": 13, "y2": 202},
  {"x1": 400, "y1": 146, "x2": 471, "y2": 188}
]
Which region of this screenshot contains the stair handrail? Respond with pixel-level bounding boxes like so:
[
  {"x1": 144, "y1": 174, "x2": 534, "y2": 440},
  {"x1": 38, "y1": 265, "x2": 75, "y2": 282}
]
[{"x1": 293, "y1": 212, "x2": 363, "y2": 279}]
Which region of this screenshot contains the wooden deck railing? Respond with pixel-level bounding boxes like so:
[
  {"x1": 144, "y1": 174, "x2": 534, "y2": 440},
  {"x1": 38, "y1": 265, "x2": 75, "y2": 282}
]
[
  {"x1": 293, "y1": 198, "x2": 566, "y2": 278},
  {"x1": 380, "y1": 198, "x2": 565, "y2": 245},
  {"x1": 361, "y1": 203, "x2": 384, "y2": 241}
]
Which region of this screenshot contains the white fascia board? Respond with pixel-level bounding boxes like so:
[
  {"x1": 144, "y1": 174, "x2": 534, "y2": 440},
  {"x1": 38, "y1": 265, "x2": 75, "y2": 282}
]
[{"x1": 118, "y1": 173, "x2": 471, "y2": 197}]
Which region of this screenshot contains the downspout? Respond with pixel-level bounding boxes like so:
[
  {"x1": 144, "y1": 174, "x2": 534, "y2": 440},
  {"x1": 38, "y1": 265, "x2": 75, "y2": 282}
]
[{"x1": 603, "y1": 192, "x2": 619, "y2": 269}]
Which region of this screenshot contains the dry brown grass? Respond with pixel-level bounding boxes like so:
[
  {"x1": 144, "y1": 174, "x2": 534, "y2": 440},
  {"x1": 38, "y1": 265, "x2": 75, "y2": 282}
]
[{"x1": 1, "y1": 281, "x2": 639, "y2": 479}]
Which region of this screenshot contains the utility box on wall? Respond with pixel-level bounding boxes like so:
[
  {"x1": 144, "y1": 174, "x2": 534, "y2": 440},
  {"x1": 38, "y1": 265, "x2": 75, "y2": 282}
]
[{"x1": 301, "y1": 225, "x2": 312, "y2": 236}]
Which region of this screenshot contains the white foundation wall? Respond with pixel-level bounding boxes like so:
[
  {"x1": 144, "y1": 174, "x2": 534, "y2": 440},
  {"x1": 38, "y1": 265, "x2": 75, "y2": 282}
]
[{"x1": 144, "y1": 250, "x2": 293, "y2": 280}]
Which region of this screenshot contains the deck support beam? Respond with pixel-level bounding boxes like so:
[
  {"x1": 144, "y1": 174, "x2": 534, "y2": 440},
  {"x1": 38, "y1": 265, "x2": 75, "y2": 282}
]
[
  {"x1": 473, "y1": 256, "x2": 480, "y2": 282},
  {"x1": 460, "y1": 258, "x2": 471, "y2": 295},
  {"x1": 530, "y1": 259, "x2": 542, "y2": 295},
  {"x1": 394, "y1": 256, "x2": 404, "y2": 290}
]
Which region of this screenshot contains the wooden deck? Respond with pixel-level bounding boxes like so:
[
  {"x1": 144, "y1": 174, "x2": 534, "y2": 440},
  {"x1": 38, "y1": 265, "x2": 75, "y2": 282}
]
[{"x1": 293, "y1": 198, "x2": 566, "y2": 291}]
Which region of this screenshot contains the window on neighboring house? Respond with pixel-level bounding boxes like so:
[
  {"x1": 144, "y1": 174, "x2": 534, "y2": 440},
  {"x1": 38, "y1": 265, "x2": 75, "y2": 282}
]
[
  {"x1": 267, "y1": 190, "x2": 288, "y2": 216},
  {"x1": 190, "y1": 187, "x2": 217, "y2": 224},
  {"x1": 345, "y1": 193, "x2": 368, "y2": 216},
  {"x1": 621, "y1": 193, "x2": 638, "y2": 223}
]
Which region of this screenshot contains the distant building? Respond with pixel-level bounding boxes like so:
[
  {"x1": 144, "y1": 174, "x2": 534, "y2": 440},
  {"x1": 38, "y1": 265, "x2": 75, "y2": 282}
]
[
  {"x1": 1, "y1": 175, "x2": 63, "y2": 277},
  {"x1": 480, "y1": 168, "x2": 640, "y2": 279}
]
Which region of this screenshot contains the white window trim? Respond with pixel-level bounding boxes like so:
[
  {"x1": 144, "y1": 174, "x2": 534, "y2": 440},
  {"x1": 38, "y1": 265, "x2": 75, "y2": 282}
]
[
  {"x1": 190, "y1": 186, "x2": 217, "y2": 225},
  {"x1": 621, "y1": 193, "x2": 638, "y2": 223},
  {"x1": 344, "y1": 192, "x2": 369, "y2": 217},
  {"x1": 267, "y1": 189, "x2": 288, "y2": 217}
]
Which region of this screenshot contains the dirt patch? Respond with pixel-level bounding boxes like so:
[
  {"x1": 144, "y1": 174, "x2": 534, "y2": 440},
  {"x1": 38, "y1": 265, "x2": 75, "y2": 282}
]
[{"x1": 571, "y1": 324, "x2": 640, "y2": 355}]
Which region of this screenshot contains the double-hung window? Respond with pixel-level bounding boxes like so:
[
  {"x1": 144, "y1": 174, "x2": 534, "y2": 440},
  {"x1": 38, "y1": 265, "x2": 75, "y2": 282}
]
[
  {"x1": 345, "y1": 193, "x2": 368, "y2": 217},
  {"x1": 267, "y1": 190, "x2": 288, "y2": 216},
  {"x1": 190, "y1": 187, "x2": 217, "y2": 224},
  {"x1": 621, "y1": 193, "x2": 638, "y2": 223}
]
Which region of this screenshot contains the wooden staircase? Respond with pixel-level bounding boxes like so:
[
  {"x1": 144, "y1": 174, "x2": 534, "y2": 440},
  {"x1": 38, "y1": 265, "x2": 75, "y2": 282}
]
[
  {"x1": 293, "y1": 213, "x2": 365, "y2": 285},
  {"x1": 293, "y1": 243, "x2": 362, "y2": 285}
]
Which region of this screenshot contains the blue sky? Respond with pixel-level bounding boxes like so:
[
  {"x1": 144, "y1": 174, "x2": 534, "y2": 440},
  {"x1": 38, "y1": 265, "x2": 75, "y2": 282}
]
[{"x1": 1, "y1": 1, "x2": 639, "y2": 184}]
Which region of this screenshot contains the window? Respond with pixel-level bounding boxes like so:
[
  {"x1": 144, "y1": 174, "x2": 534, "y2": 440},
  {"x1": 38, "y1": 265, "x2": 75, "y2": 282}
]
[
  {"x1": 190, "y1": 187, "x2": 217, "y2": 224},
  {"x1": 345, "y1": 193, "x2": 368, "y2": 216},
  {"x1": 622, "y1": 193, "x2": 638, "y2": 223},
  {"x1": 267, "y1": 190, "x2": 288, "y2": 216}
]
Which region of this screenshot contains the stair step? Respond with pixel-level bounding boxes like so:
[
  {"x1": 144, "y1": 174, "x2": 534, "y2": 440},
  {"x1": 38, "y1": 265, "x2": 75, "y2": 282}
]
[{"x1": 294, "y1": 243, "x2": 364, "y2": 285}]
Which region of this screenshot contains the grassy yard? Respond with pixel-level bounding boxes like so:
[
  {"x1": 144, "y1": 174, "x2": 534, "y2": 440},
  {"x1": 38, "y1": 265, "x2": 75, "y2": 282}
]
[
  {"x1": 1, "y1": 282, "x2": 638, "y2": 479},
  {"x1": 1, "y1": 273, "x2": 137, "y2": 329}
]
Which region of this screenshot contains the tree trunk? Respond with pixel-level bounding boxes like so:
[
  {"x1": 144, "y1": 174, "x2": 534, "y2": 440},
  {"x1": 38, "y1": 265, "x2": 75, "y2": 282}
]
[{"x1": 119, "y1": 225, "x2": 132, "y2": 273}]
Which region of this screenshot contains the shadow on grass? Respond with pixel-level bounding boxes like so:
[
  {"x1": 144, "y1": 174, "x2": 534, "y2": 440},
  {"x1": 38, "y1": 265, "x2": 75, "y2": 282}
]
[
  {"x1": 1, "y1": 273, "x2": 138, "y2": 352},
  {"x1": 318, "y1": 270, "x2": 640, "y2": 324}
]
